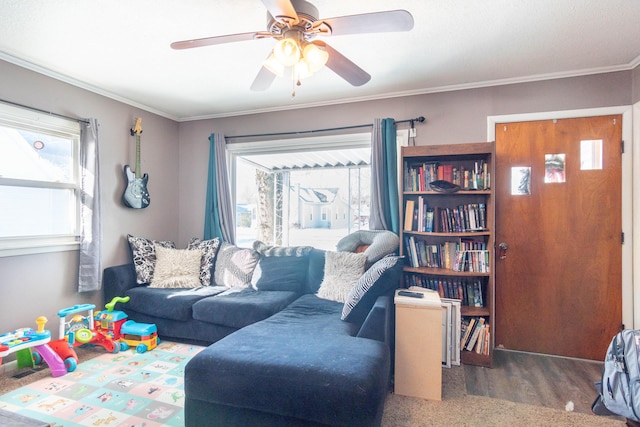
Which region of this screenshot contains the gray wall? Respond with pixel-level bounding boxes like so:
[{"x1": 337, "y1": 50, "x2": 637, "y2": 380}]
[{"x1": 0, "y1": 60, "x2": 179, "y2": 334}]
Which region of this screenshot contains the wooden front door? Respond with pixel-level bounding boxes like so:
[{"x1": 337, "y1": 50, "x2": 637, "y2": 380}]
[{"x1": 494, "y1": 115, "x2": 622, "y2": 361}]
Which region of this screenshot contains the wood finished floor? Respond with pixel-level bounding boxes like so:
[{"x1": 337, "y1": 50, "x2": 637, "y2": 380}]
[{"x1": 463, "y1": 348, "x2": 621, "y2": 418}]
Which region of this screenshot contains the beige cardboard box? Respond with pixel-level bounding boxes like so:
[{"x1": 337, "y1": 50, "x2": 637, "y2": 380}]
[{"x1": 394, "y1": 288, "x2": 442, "y2": 401}]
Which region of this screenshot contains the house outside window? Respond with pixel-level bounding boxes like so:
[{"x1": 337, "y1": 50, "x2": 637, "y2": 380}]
[
  {"x1": 228, "y1": 133, "x2": 372, "y2": 250},
  {"x1": 0, "y1": 102, "x2": 81, "y2": 256}
]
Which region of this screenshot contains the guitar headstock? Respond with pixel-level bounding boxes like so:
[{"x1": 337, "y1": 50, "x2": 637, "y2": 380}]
[{"x1": 130, "y1": 118, "x2": 143, "y2": 136}]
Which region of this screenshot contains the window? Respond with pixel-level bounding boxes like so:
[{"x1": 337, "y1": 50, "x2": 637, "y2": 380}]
[
  {"x1": 0, "y1": 102, "x2": 81, "y2": 256},
  {"x1": 228, "y1": 133, "x2": 372, "y2": 250}
]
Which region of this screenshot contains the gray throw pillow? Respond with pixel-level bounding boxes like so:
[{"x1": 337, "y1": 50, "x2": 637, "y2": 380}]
[{"x1": 214, "y1": 242, "x2": 259, "y2": 288}]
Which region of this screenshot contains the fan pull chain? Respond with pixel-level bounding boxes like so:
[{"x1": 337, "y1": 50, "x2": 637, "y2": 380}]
[{"x1": 291, "y1": 75, "x2": 296, "y2": 98}]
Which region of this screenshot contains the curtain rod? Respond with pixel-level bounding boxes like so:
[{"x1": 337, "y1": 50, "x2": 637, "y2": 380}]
[
  {"x1": 226, "y1": 116, "x2": 426, "y2": 140},
  {"x1": 0, "y1": 98, "x2": 91, "y2": 125}
]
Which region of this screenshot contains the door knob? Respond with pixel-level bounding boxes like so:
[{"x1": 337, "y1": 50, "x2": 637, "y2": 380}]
[{"x1": 498, "y1": 242, "x2": 508, "y2": 259}]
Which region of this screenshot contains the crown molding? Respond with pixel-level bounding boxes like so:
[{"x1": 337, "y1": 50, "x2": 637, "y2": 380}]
[{"x1": 2, "y1": 49, "x2": 636, "y2": 123}]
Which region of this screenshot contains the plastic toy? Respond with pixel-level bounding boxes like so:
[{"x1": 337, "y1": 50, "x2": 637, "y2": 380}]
[
  {"x1": 94, "y1": 296, "x2": 131, "y2": 343},
  {"x1": 57, "y1": 303, "x2": 120, "y2": 353},
  {"x1": 119, "y1": 320, "x2": 159, "y2": 353},
  {"x1": 0, "y1": 317, "x2": 68, "y2": 377},
  {"x1": 48, "y1": 337, "x2": 79, "y2": 372},
  {"x1": 94, "y1": 296, "x2": 158, "y2": 353}
]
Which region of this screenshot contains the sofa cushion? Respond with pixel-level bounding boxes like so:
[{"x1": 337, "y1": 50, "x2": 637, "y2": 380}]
[
  {"x1": 192, "y1": 289, "x2": 300, "y2": 329},
  {"x1": 126, "y1": 285, "x2": 227, "y2": 322},
  {"x1": 214, "y1": 243, "x2": 259, "y2": 288},
  {"x1": 316, "y1": 251, "x2": 367, "y2": 303},
  {"x1": 187, "y1": 237, "x2": 221, "y2": 286},
  {"x1": 127, "y1": 234, "x2": 176, "y2": 284},
  {"x1": 251, "y1": 242, "x2": 312, "y2": 292},
  {"x1": 150, "y1": 246, "x2": 203, "y2": 288},
  {"x1": 251, "y1": 255, "x2": 309, "y2": 291},
  {"x1": 342, "y1": 255, "x2": 403, "y2": 325},
  {"x1": 185, "y1": 294, "x2": 388, "y2": 426},
  {"x1": 305, "y1": 249, "x2": 326, "y2": 294}
]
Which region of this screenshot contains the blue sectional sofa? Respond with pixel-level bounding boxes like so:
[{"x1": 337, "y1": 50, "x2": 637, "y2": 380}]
[{"x1": 103, "y1": 240, "x2": 401, "y2": 427}]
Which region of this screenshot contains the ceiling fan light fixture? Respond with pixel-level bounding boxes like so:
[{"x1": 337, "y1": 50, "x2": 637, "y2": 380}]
[
  {"x1": 263, "y1": 52, "x2": 285, "y2": 77},
  {"x1": 273, "y1": 37, "x2": 300, "y2": 67},
  {"x1": 302, "y1": 43, "x2": 328, "y2": 72},
  {"x1": 294, "y1": 59, "x2": 312, "y2": 80}
]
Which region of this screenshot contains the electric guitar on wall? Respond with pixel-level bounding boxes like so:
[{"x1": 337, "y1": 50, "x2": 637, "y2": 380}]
[{"x1": 123, "y1": 118, "x2": 150, "y2": 209}]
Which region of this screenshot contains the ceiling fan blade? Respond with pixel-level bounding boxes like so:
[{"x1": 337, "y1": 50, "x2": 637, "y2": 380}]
[
  {"x1": 315, "y1": 41, "x2": 370, "y2": 87},
  {"x1": 319, "y1": 10, "x2": 414, "y2": 36},
  {"x1": 250, "y1": 66, "x2": 277, "y2": 91},
  {"x1": 261, "y1": 0, "x2": 299, "y2": 24},
  {"x1": 171, "y1": 32, "x2": 258, "y2": 50}
]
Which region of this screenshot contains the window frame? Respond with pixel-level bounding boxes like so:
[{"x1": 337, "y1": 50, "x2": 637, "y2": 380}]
[
  {"x1": 0, "y1": 102, "x2": 81, "y2": 257},
  {"x1": 227, "y1": 132, "x2": 372, "y2": 247}
]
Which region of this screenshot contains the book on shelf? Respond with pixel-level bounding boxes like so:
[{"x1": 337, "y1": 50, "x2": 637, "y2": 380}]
[
  {"x1": 405, "y1": 274, "x2": 485, "y2": 307},
  {"x1": 436, "y1": 203, "x2": 487, "y2": 232},
  {"x1": 404, "y1": 159, "x2": 490, "y2": 191},
  {"x1": 465, "y1": 318, "x2": 485, "y2": 351},
  {"x1": 460, "y1": 316, "x2": 490, "y2": 355},
  {"x1": 460, "y1": 317, "x2": 477, "y2": 348},
  {"x1": 476, "y1": 324, "x2": 490, "y2": 354},
  {"x1": 404, "y1": 197, "x2": 433, "y2": 233},
  {"x1": 402, "y1": 237, "x2": 490, "y2": 274},
  {"x1": 404, "y1": 200, "x2": 415, "y2": 231},
  {"x1": 425, "y1": 208, "x2": 434, "y2": 232}
]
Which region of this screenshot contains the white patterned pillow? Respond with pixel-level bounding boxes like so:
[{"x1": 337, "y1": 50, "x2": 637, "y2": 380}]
[
  {"x1": 342, "y1": 256, "x2": 402, "y2": 324},
  {"x1": 316, "y1": 251, "x2": 368, "y2": 303},
  {"x1": 127, "y1": 234, "x2": 176, "y2": 284},
  {"x1": 187, "y1": 237, "x2": 221, "y2": 286},
  {"x1": 214, "y1": 242, "x2": 260, "y2": 288},
  {"x1": 150, "y1": 246, "x2": 203, "y2": 288}
]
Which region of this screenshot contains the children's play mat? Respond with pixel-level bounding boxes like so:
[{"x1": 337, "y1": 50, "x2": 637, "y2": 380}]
[{"x1": 0, "y1": 341, "x2": 204, "y2": 427}]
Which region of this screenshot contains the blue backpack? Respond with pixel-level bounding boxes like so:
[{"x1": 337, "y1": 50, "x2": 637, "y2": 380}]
[{"x1": 593, "y1": 329, "x2": 640, "y2": 420}]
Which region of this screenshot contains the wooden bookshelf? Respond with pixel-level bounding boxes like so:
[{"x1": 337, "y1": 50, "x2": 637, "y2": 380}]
[{"x1": 399, "y1": 142, "x2": 495, "y2": 367}]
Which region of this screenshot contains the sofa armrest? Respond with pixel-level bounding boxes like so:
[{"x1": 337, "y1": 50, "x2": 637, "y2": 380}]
[
  {"x1": 103, "y1": 264, "x2": 139, "y2": 304},
  {"x1": 356, "y1": 295, "x2": 392, "y2": 345}
]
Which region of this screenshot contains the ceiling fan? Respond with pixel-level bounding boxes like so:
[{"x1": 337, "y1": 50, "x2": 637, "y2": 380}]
[{"x1": 170, "y1": 0, "x2": 414, "y2": 93}]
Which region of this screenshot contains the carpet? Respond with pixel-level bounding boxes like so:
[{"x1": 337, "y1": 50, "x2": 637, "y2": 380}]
[
  {"x1": 0, "y1": 343, "x2": 626, "y2": 427},
  {"x1": 0, "y1": 341, "x2": 204, "y2": 427}
]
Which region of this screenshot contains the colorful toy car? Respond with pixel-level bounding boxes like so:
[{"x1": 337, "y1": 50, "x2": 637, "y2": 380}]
[
  {"x1": 118, "y1": 320, "x2": 158, "y2": 353},
  {"x1": 56, "y1": 296, "x2": 158, "y2": 356}
]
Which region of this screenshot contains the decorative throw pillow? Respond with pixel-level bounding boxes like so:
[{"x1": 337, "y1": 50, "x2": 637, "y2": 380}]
[
  {"x1": 127, "y1": 234, "x2": 176, "y2": 284},
  {"x1": 149, "y1": 246, "x2": 203, "y2": 288},
  {"x1": 342, "y1": 255, "x2": 403, "y2": 324},
  {"x1": 336, "y1": 230, "x2": 399, "y2": 264},
  {"x1": 214, "y1": 242, "x2": 260, "y2": 288},
  {"x1": 316, "y1": 251, "x2": 368, "y2": 303},
  {"x1": 251, "y1": 241, "x2": 313, "y2": 292},
  {"x1": 187, "y1": 237, "x2": 221, "y2": 286}
]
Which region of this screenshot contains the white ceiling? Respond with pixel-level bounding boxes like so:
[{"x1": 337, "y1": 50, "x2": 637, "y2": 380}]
[{"x1": 1, "y1": 0, "x2": 639, "y2": 121}]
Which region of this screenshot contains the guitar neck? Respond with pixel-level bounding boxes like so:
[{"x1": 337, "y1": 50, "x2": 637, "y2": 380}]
[{"x1": 135, "y1": 134, "x2": 141, "y2": 179}]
